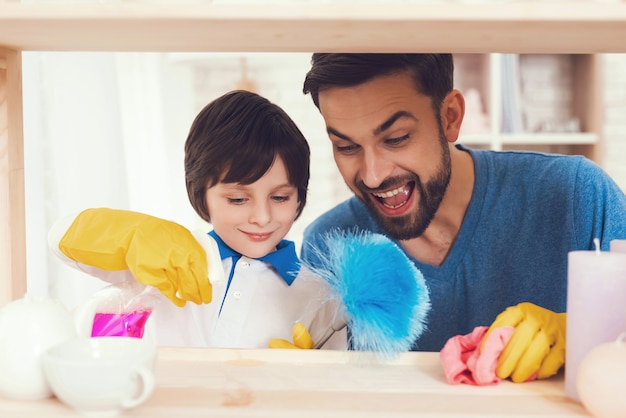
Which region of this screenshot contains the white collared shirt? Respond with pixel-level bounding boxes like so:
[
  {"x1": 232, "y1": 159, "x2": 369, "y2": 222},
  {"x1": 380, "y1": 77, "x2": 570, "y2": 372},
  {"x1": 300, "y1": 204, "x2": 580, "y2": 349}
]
[
  {"x1": 152, "y1": 252, "x2": 346, "y2": 349},
  {"x1": 50, "y1": 216, "x2": 346, "y2": 350}
]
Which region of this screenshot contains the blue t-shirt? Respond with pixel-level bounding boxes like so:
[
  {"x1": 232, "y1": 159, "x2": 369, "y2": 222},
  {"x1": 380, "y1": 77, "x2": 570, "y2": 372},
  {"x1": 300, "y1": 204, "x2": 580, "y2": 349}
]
[{"x1": 301, "y1": 145, "x2": 626, "y2": 352}]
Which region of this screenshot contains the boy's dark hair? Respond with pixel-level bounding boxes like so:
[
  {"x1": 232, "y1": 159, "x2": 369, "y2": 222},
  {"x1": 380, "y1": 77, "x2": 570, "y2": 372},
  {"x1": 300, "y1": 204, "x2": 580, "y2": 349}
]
[
  {"x1": 303, "y1": 53, "x2": 454, "y2": 113},
  {"x1": 185, "y1": 90, "x2": 310, "y2": 223}
]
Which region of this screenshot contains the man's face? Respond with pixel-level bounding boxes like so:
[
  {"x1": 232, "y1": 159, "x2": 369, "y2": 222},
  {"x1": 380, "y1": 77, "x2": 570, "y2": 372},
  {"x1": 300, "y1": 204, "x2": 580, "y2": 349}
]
[{"x1": 318, "y1": 72, "x2": 451, "y2": 240}]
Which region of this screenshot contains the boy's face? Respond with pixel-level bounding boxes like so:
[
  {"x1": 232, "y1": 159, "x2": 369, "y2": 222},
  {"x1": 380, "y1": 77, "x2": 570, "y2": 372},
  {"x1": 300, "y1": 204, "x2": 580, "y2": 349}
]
[{"x1": 205, "y1": 157, "x2": 299, "y2": 258}]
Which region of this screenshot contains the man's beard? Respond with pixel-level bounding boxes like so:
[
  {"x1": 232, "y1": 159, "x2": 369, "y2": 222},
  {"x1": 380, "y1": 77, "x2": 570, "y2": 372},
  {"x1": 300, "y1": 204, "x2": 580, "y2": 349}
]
[{"x1": 356, "y1": 130, "x2": 452, "y2": 241}]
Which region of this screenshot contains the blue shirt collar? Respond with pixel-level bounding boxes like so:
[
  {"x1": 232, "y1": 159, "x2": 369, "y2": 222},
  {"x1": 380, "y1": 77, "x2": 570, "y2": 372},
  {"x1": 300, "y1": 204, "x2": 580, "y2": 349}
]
[{"x1": 208, "y1": 230, "x2": 300, "y2": 286}]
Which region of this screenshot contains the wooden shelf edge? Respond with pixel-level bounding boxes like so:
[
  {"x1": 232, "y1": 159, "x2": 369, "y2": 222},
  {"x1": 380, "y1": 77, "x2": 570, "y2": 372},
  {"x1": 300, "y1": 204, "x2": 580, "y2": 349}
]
[
  {"x1": 0, "y1": 3, "x2": 626, "y2": 52},
  {"x1": 500, "y1": 132, "x2": 598, "y2": 145},
  {"x1": 0, "y1": 47, "x2": 26, "y2": 307},
  {"x1": 459, "y1": 132, "x2": 598, "y2": 146}
]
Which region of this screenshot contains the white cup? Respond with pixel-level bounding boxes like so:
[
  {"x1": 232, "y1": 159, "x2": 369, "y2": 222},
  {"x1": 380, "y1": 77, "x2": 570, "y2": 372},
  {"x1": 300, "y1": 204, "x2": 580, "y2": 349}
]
[{"x1": 42, "y1": 337, "x2": 157, "y2": 417}]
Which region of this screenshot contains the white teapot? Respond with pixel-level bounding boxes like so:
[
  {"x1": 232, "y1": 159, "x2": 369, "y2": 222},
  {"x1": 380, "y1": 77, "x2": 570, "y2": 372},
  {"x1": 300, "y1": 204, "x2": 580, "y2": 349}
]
[{"x1": 0, "y1": 294, "x2": 77, "y2": 400}]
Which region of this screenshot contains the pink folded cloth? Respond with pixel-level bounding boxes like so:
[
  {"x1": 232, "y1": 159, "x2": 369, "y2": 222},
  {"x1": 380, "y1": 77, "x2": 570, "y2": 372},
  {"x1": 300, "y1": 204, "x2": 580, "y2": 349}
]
[{"x1": 440, "y1": 325, "x2": 515, "y2": 385}]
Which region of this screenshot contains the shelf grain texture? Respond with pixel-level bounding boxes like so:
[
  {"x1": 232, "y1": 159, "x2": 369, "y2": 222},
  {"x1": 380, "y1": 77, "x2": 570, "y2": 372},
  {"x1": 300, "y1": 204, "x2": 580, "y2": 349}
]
[{"x1": 0, "y1": 2, "x2": 626, "y2": 53}]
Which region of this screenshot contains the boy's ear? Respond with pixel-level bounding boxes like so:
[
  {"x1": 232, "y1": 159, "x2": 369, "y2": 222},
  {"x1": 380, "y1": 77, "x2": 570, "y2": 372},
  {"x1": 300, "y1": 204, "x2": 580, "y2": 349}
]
[{"x1": 440, "y1": 89, "x2": 465, "y2": 143}]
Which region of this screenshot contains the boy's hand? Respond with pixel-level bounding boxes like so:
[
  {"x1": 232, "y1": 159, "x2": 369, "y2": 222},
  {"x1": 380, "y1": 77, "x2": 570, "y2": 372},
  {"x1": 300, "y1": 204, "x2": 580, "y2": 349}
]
[
  {"x1": 483, "y1": 302, "x2": 566, "y2": 383},
  {"x1": 59, "y1": 208, "x2": 212, "y2": 307},
  {"x1": 268, "y1": 323, "x2": 315, "y2": 349}
]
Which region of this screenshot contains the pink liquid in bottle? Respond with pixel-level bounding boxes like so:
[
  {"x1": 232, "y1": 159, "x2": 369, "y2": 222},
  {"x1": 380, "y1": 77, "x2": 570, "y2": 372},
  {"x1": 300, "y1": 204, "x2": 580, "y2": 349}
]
[{"x1": 91, "y1": 310, "x2": 152, "y2": 338}]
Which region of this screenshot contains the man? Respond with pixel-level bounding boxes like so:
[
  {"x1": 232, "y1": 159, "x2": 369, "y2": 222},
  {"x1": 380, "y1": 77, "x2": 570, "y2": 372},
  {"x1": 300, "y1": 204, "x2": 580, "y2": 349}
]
[{"x1": 300, "y1": 53, "x2": 626, "y2": 382}]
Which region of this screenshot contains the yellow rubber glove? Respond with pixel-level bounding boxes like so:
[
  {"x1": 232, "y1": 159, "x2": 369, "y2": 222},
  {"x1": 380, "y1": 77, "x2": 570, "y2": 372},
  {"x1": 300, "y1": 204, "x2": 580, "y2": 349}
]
[
  {"x1": 268, "y1": 323, "x2": 315, "y2": 349},
  {"x1": 58, "y1": 208, "x2": 212, "y2": 308},
  {"x1": 483, "y1": 302, "x2": 566, "y2": 383}
]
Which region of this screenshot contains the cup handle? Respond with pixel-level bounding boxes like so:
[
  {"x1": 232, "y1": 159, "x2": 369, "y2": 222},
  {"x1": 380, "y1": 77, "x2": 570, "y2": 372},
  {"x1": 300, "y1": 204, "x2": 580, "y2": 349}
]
[{"x1": 121, "y1": 367, "x2": 155, "y2": 409}]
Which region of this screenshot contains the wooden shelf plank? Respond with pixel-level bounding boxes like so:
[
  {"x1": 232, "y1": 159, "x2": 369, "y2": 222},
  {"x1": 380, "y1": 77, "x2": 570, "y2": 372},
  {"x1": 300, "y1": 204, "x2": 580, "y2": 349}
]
[
  {"x1": 0, "y1": 2, "x2": 625, "y2": 53},
  {"x1": 500, "y1": 132, "x2": 598, "y2": 145},
  {"x1": 0, "y1": 47, "x2": 25, "y2": 307},
  {"x1": 459, "y1": 132, "x2": 598, "y2": 146}
]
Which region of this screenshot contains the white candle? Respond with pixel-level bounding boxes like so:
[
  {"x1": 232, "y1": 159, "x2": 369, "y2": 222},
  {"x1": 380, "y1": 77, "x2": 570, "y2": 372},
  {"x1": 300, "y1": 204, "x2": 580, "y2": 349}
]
[
  {"x1": 565, "y1": 248, "x2": 626, "y2": 401},
  {"x1": 610, "y1": 239, "x2": 626, "y2": 253}
]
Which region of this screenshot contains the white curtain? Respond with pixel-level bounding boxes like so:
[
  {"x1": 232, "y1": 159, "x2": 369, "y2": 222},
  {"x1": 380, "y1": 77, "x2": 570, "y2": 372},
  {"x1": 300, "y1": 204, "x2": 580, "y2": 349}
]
[{"x1": 23, "y1": 52, "x2": 202, "y2": 310}]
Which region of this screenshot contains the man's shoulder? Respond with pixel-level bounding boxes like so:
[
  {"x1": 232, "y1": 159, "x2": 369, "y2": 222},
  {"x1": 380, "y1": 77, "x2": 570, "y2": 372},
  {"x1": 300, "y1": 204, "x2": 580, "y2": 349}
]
[
  {"x1": 473, "y1": 146, "x2": 585, "y2": 171},
  {"x1": 304, "y1": 197, "x2": 377, "y2": 238},
  {"x1": 472, "y1": 147, "x2": 590, "y2": 188},
  {"x1": 301, "y1": 197, "x2": 380, "y2": 265}
]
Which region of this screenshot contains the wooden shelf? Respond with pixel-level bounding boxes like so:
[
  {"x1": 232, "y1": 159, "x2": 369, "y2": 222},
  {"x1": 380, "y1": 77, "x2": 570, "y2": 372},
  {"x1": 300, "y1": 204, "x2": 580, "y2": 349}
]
[
  {"x1": 453, "y1": 52, "x2": 602, "y2": 161},
  {"x1": 1, "y1": 2, "x2": 626, "y2": 53},
  {"x1": 459, "y1": 132, "x2": 598, "y2": 146},
  {"x1": 500, "y1": 132, "x2": 598, "y2": 145},
  {"x1": 0, "y1": 347, "x2": 590, "y2": 416}
]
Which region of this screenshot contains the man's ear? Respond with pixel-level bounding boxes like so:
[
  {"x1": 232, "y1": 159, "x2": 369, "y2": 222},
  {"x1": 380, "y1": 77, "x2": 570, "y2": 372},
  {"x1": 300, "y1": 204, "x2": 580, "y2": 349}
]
[{"x1": 440, "y1": 89, "x2": 465, "y2": 143}]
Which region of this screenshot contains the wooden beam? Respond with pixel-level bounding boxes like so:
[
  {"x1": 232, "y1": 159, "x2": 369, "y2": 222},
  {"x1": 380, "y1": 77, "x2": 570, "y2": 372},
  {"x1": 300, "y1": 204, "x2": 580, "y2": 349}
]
[
  {"x1": 0, "y1": 47, "x2": 25, "y2": 306},
  {"x1": 0, "y1": 3, "x2": 625, "y2": 53}
]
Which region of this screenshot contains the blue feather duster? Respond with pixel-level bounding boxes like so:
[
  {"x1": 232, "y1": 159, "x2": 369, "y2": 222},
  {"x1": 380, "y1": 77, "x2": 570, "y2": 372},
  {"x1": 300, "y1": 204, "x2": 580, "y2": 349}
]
[{"x1": 306, "y1": 230, "x2": 431, "y2": 360}]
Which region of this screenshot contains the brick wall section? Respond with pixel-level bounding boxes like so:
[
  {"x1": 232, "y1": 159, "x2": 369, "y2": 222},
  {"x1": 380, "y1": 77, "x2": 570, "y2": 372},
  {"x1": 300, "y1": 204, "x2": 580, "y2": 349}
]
[{"x1": 602, "y1": 54, "x2": 626, "y2": 191}]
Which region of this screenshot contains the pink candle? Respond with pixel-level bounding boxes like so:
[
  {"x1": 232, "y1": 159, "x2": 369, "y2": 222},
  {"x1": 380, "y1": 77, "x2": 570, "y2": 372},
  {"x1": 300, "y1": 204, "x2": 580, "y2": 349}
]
[{"x1": 566, "y1": 248, "x2": 626, "y2": 401}]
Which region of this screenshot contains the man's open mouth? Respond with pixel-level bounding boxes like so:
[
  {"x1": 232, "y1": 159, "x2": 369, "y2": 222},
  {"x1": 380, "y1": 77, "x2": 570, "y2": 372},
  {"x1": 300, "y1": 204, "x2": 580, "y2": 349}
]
[{"x1": 371, "y1": 182, "x2": 414, "y2": 209}]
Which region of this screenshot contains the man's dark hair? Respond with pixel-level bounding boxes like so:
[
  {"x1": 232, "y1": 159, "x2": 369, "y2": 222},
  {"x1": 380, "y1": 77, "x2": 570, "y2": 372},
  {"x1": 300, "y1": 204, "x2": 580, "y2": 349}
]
[{"x1": 303, "y1": 53, "x2": 454, "y2": 113}]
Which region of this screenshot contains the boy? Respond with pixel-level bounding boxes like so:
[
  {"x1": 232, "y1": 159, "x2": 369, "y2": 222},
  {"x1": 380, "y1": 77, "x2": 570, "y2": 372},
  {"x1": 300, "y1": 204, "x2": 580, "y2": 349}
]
[{"x1": 50, "y1": 90, "x2": 346, "y2": 349}]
